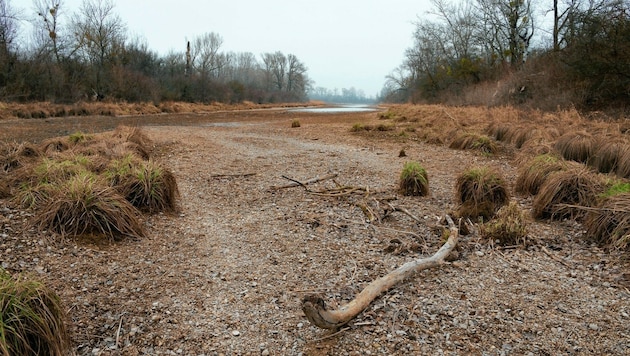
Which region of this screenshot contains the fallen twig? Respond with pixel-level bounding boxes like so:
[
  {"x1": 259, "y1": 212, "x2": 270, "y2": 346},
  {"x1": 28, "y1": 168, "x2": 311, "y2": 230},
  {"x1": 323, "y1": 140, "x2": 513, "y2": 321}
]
[
  {"x1": 210, "y1": 173, "x2": 256, "y2": 178},
  {"x1": 311, "y1": 327, "x2": 351, "y2": 342},
  {"x1": 541, "y1": 246, "x2": 573, "y2": 268},
  {"x1": 271, "y1": 173, "x2": 338, "y2": 190}
]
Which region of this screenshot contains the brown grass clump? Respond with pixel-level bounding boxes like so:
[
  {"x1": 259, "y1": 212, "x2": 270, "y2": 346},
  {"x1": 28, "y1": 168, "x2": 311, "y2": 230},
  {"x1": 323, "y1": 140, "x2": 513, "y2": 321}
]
[
  {"x1": 515, "y1": 154, "x2": 567, "y2": 196},
  {"x1": 455, "y1": 167, "x2": 510, "y2": 220},
  {"x1": 584, "y1": 194, "x2": 630, "y2": 250},
  {"x1": 532, "y1": 167, "x2": 604, "y2": 221},
  {"x1": 486, "y1": 122, "x2": 512, "y2": 142},
  {"x1": 108, "y1": 157, "x2": 179, "y2": 213},
  {"x1": 613, "y1": 145, "x2": 630, "y2": 179},
  {"x1": 39, "y1": 139, "x2": 69, "y2": 155},
  {"x1": 0, "y1": 269, "x2": 70, "y2": 356},
  {"x1": 480, "y1": 201, "x2": 529, "y2": 246},
  {"x1": 588, "y1": 137, "x2": 626, "y2": 174},
  {"x1": 0, "y1": 142, "x2": 41, "y2": 173},
  {"x1": 449, "y1": 133, "x2": 498, "y2": 154},
  {"x1": 291, "y1": 119, "x2": 301, "y2": 128},
  {"x1": 34, "y1": 172, "x2": 146, "y2": 239},
  {"x1": 399, "y1": 161, "x2": 429, "y2": 196},
  {"x1": 554, "y1": 131, "x2": 596, "y2": 163}
]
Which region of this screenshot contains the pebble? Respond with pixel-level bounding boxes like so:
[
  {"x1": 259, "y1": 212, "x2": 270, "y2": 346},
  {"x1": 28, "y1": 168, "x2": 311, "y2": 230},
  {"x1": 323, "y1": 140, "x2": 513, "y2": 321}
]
[
  {"x1": 232, "y1": 330, "x2": 240, "y2": 336},
  {"x1": 261, "y1": 350, "x2": 270, "y2": 356},
  {"x1": 475, "y1": 251, "x2": 485, "y2": 257},
  {"x1": 588, "y1": 323, "x2": 599, "y2": 331}
]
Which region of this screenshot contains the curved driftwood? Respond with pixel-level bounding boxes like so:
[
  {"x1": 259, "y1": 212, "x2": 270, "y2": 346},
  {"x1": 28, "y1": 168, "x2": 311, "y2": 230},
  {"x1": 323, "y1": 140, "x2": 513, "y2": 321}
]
[{"x1": 302, "y1": 216, "x2": 459, "y2": 330}]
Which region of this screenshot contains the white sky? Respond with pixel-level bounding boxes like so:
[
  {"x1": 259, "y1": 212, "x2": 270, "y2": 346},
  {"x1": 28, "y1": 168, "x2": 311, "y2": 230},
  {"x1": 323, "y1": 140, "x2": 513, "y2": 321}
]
[{"x1": 20, "y1": 0, "x2": 433, "y2": 97}]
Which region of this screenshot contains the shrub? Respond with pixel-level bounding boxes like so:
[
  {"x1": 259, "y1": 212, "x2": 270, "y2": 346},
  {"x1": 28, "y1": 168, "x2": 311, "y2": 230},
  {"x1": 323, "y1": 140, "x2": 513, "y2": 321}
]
[
  {"x1": 455, "y1": 167, "x2": 509, "y2": 219},
  {"x1": 532, "y1": 167, "x2": 604, "y2": 221},
  {"x1": 0, "y1": 269, "x2": 70, "y2": 356},
  {"x1": 34, "y1": 172, "x2": 146, "y2": 239},
  {"x1": 480, "y1": 201, "x2": 528, "y2": 246},
  {"x1": 291, "y1": 119, "x2": 301, "y2": 128},
  {"x1": 399, "y1": 161, "x2": 429, "y2": 196},
  {"x1": 584, "y1": 193, "x2": 630, "y2": 250},
  {"x1": 515, "y1": 154, "x2": 567, "y2": 196}
]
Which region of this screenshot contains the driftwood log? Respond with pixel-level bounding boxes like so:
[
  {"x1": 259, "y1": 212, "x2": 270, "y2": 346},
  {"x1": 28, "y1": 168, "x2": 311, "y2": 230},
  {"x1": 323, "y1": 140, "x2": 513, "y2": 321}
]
[{"x1": 302, "y1": 216, "x2": 459, "y2": 330}]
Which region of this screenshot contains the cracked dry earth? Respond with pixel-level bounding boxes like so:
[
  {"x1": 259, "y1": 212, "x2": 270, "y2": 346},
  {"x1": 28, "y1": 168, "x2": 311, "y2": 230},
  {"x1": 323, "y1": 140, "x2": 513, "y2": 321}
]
[{"x1": 1, "y1": 107, "x2": 630, "y2": 355}]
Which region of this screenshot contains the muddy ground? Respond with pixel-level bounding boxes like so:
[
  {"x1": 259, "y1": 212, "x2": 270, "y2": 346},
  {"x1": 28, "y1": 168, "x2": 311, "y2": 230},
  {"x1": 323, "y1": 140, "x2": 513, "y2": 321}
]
[{"x1": 1, "y1": 107, "x2": 629, "y2": 355}]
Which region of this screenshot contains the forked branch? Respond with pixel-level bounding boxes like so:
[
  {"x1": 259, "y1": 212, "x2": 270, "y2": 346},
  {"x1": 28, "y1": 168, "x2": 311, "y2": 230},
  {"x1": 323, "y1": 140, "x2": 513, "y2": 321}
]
[{"x1": 302, "y1": 216, "x2": 459, "y2": 330}]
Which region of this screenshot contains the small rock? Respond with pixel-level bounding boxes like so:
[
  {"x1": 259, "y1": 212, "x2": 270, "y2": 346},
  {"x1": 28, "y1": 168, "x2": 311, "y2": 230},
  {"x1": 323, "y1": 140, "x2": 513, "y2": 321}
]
[
  {"x1": 475, "y1": 251, "x2": 485, "y2": 257},
  {"x1": 232, "y1": 330, "x2": 240, "y2": 336},
  {"x1": 261, "y1": 350, "x2": 270, "y2": 356},
  {"x1": 621, "y1": 312, "x2": 629, "y2": 318},
  {"x1": 588, "y1": 323, "x2": 599, "y2": 331},
  {"x1": 297, "y1": 322, "x2": 304, "y2": 328}
]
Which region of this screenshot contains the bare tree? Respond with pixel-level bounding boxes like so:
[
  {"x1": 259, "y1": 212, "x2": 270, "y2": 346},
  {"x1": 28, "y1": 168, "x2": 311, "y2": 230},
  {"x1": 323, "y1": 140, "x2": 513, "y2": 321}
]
[
  {"x1": 262, "y1": 51, "x2": 287, "y2": 91},
  {"x1": 475, "y1": 0, "x2": 535, "y2": 66},
  {"x1": 71, "y1": 0, "x2": 126, "y2": 97},
  {"x1": 33, "y1": 0, "x2": 64, "y2": 63},
  {"x1": 191, "y1": 32, "x2": 225, "y2": 78},
  {"x1": 286, "y1": 53, "x2": 307, "y2": 95}
]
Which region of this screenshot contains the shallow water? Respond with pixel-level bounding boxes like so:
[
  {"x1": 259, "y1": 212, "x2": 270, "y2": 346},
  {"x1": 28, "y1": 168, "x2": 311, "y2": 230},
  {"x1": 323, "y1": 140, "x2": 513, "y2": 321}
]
[{"x1": 289, "y1": 104, "x2": 378, "y2": 113}]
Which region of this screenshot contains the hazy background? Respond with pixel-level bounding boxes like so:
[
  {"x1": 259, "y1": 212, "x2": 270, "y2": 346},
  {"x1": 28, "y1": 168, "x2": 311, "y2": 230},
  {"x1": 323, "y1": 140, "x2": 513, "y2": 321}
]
[{"x1": 21, "y1": 0, "x2": 433, "y2": 97}]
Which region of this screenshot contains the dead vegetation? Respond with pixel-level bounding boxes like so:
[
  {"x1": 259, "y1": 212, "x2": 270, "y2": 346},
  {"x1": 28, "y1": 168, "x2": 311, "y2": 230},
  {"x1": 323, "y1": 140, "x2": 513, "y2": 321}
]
[
  {"x1": 0, "y1": 269, "x2": 70, "y2": 356},
  {"x1": 585, "y1": 193, "x2": 630, "y2": 250},
  {"x1": 532, "y1": 167, "x2": 604, "y2": 221},
  {"x1": 480, "y1": 201, "x2": 529, "y2": 246},
  {"x1": 0, "y1": 125, "x2": 177, "y2": 241},
  {"x1": 398, "y1": 161, "x2": 429, "y2": 196},
  {"x1": 455, "y1": 167, "x2": 509, "y2": 220}
]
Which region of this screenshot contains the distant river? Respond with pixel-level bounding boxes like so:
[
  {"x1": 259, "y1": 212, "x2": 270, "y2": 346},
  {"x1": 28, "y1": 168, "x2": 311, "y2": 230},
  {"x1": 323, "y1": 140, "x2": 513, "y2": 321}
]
[{"x1": 289, "y1": 104, "x2": 378, "y2": 113}]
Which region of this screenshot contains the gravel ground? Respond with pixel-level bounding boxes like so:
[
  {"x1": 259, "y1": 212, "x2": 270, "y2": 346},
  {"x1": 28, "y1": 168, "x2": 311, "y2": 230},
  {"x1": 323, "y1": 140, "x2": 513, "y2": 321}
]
[{"x1": 1, "y1": 107, "x2": 629, "y2": 355}]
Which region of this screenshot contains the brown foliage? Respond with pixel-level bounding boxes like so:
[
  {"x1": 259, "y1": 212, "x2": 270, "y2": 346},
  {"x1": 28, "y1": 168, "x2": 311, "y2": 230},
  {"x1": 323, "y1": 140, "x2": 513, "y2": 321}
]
[
  {"x1": 0, "y1": 269, "x2": 71, "y2": 356},
  {"x1": 455, "y1": 167, "x2": 509, "y2": 220},
  {"x1": 532, "y1": 168, "x2": 604, "y2": 221},
  {"x1": 480, "y1": 201, "x2": 529, "y2": 246},
  {"x1": 34, "y1": 173, "x2": 146, "y2": 239},
  {"x1": 554, "y1": 131, "x2": 596, "y2": 163},
  {"x1": 515, "y1": 154, "x2": 568, "y2": 196},
  {"x1": 584, "y1": 194, "x2": 630, "y2": 250},
  {"x1": 588, "y1": 136, "x2": 627, "y2": 174},
  {"x1": 449, "y1": 133, "x2": 498, "y2": 154}
]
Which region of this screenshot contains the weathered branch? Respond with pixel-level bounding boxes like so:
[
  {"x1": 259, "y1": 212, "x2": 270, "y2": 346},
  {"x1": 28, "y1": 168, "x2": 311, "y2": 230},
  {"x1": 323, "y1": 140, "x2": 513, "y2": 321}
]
[
  {"x1": 302, "y1": 216, "x2": 459, "y2": 330},
  {"x1": 271, "y1": 173, "x2": 338, "y2": 190}
]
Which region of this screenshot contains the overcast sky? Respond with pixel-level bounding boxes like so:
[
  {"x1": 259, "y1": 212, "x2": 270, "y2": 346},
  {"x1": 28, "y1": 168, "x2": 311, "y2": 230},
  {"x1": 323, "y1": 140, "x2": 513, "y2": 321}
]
[{"x1": 22, "y1": 0, "x2": 433, "y2": 97}]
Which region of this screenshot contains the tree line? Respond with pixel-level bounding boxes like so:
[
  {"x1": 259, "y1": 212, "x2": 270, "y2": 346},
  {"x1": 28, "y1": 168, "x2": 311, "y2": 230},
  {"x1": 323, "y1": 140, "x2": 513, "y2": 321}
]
[
  {"x1": 382, "y1": 0, "x2": 630, "y2": 111},
  {"x1": 0, "y1": 0, "x2": 311, "y2": 104}
]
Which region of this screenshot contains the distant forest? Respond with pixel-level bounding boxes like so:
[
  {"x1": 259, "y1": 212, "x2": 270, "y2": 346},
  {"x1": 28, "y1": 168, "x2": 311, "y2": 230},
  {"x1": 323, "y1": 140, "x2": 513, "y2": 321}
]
[
  {"x1": 0, "y1": 0, "x2": 315, "y2": 104},
  {"x1": 382, "y1": 0, "x2": 630, "y2": 112}
]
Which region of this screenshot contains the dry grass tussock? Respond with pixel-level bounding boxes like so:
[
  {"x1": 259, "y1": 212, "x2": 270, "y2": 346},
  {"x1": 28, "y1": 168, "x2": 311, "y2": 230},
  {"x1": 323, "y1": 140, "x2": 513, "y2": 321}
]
[
  {"x1": 0, "y1": 268, "x2": 70, "y2": 356},
  {"x1": 480, "y1": 201, "x2": 529, "y2": 246},
  {"x1": 554, "y1": 131, "x2": 596, "y2": 163},
  {"x1": 455, "y1": 167, "x2": 509, "y2": 220},
  {"x1": 3, "y1": 125, "x2": 177, "y2": 240},
  {"x1": 449, "y1": 132, "x2": 498, "y2": 154},
  {"x1": 532, "y1": 167, "x2": 604, "y2": 221},
  {"x1": 399, "y1": 161, "x2": 429, "y2": 196},
  {"x1": 515, "y1": 154, "x2": 569, "y2": 196},
  {"x1": 585, "y1": 193, "x2": 630, "y2": 250}
]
